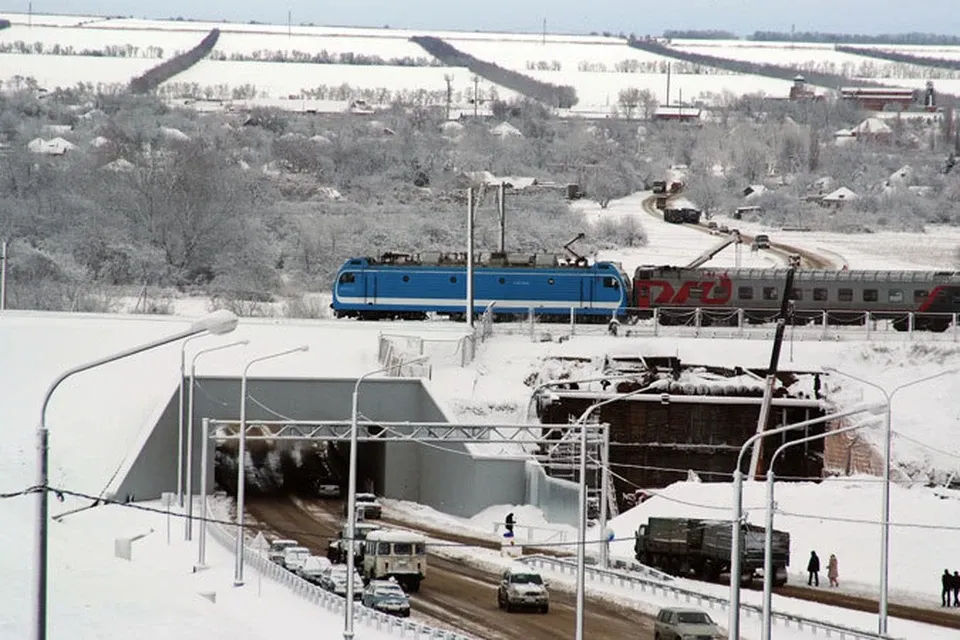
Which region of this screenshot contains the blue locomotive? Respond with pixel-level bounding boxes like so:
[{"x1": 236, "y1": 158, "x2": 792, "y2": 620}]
[{"x1": 331, "y1": 250, "x2": 631, "y2": 321}]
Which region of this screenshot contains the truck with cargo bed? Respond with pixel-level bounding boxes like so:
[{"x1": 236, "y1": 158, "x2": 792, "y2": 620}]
[{"x1": 635, "y1": 517, "x2": 790, "y2": 586}]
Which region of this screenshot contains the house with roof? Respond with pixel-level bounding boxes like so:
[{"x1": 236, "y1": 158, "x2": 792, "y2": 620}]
[
  {"x1": 819, "y1": 186, "x2": 859, "y2": 209},
  {"x1": 652, "y1": 105, "x2": 702, "y2": 123}
]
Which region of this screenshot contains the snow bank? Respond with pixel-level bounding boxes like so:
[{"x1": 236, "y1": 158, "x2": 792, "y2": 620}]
[{"x1": 609, "y1": 479, "x2": 960, "y2": 601}]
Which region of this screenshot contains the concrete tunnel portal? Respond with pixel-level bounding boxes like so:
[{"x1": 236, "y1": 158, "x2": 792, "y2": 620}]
[{"x1": 109, "y1": 376, "x2": 540, "y2": 521}]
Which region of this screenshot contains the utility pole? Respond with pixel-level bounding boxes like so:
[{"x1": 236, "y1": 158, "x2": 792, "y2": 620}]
[
  {"x1": 472, "y1": 76, "x2": 480, "y2": 120},
  {"x1": 466, "y1": 187, "x2": 476, "y2": 329},
  {"x1": 28, "y1": 2, "x2": 32, "y2": 28},
  {"x1": 542, "y1": 18, "x2": 546, "y2": 45},
  {"x1": 1, "y1": 239, "x2": 7, "y2": 311},
  {"x1": 444, "y1": 74, "x2": 454, "y2": 121},
  {"x1": 665, "y1": 62, "x2": 671, "y2": 107},
  {"x1": 287, "y1": 10, "x2": 292, "y2": 38},
  {"x1": 496, "y1": 183, "x2": 506, "y2": 254}
]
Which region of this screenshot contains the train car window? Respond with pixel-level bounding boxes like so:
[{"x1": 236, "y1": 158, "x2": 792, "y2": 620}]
[
  {"x1": 813, "y1": 288, "x2": 828, "y2": 301},
  {"x1": 914, "y1": 290, "x2": 927, "y2": 302},
  {"x1": 338, "y1": 272, "x2": 356, "y2": 284},
  {"x1": 863, "y1": 289, "x2": 878, "y2": 302},
  {"x1": 838, "y1": 288, "x2": 853, "y2": 302},
  {"x1": 791, "y1": 288, "x2": 803, "y2": 301},
  {"x1": 888, "y1": 289, "x2": 903, "y2": 303},
  {"x1": 738, "y1": 286, "x2": 754, "y2": 300},
  {"x1": 450, "y1": 276, "x2": 457, "y2": 283},
  {"x1": 499, "y1": 277, "x2": 505, "y2": 284},
  {"x1": 603, "y1": 277, "x2": 619, "y2": 288},
  {"x1": 762, "y1": 287, "x2": 778, "y2": 301},
  {"x1": 402, "y1": 275, "x2": 410, "y2": 282},
  {"x1": 548, "y1": 278, "x2": 555, "y2": 285}
]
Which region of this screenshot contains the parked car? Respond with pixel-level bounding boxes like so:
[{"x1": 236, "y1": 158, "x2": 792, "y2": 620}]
[
  {"x1": 297, "y1": 555, "x2": 331, "y2": 585},
  {"x1": 497, "y1": 564, "x2": 549, "y2": 613},
  {"x1": 361, "y1": 579, "x2": 411, "y2": 618},
  {"x1": 268, "y1": 539, "x2": 299, "y2": 565},
  {"x1": 343, "y1": 493, "x2": 382, "y2": 519},
  {"x1": 754, "y1": 233, "x2": 771, "y2": 249},
  {"x1": 320, "y1": 564, "x2": 364, "y2": 600},
  {"x1": 316, "y1": 481, "x2": 341, "y2": 499},
  {"x1": 719, "y1": 225, "x2": 730, "y2": 234},
  {"x1": 654, "y1": 607, "x2": 724, "y2": 640},
  {"x1": 281, "y1": 545, "x2": 311, "y2": 572}
]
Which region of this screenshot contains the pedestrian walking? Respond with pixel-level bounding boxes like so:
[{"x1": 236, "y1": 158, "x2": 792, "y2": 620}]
[
  {"x1": 942, "y1": 569, "x2": 952, "y2": 607},
  {"x1": 807, "y1": 551, "x2": 820, "y2": 587},
  {"x1": 827, "y1": 554, "x2": 839, "y2": 588},
  {"x1": 953, "y1": 570, "x2": 960, "y2": 606}
]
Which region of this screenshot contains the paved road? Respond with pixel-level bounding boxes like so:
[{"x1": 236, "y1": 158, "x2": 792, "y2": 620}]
[{"x1": 247, "y1": 496, "x2": 657, "y2": 640}]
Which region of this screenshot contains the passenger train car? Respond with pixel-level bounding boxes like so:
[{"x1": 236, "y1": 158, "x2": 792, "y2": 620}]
[
  {"x1": 331, "y1": 251, "x2": 631, "y2": 320},
  {"x1": 633, "y1": 266, "x2": 960, "y2": 331}
]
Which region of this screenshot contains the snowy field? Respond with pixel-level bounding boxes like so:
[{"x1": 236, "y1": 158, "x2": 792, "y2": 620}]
[
  {"x1": 6, "y1": 12, "x2": 960, "y2": 104},
  {"x1": 710, "y1": 212, "x2": 960, "y2": 271}
]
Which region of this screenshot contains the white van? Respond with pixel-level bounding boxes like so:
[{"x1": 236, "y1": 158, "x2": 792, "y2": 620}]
[{"x1": 362, "y1": 529, "x2": 427, "y2": 592}]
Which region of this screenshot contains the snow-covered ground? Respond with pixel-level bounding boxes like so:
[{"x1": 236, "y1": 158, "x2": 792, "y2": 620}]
[
  {"x1": 708, "y1": 212, "x2": 960, "y2": 271},
  {"x1": 577, "y1": 191, "x2": 789, "y2": 273},
  {"x1": 7, "y1": 13, "x2": 960, "y2": 104},
  {"x1": 3, "y1": 187, "x2": 960, "y2": 638}
]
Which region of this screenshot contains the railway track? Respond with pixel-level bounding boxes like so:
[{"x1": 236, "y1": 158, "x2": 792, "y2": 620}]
[
  {"x1": 640, "y1": 195, "x2": 836, "y2": 269},
  {"x1": 246, "y1": 496, "x2": 656, "y2": 640}
]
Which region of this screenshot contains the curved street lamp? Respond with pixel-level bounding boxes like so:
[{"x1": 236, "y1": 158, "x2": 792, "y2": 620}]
[
  {"x1": 822, "y1": 366, "x2": 957, "y2": 635},
  {"x1": 344, "y1": 356, "x2": 428, "y2": 640},
  {"x1": 34, "y1": 309, "x2": 239, "y2": 640},
  {"x1": 185, "y1": 339, "x2": 249, "y2": 540},
  {"x1": 727, "y1": 400, "x2": 885, "y2": 640},
  {"x1": 234, "y1": 345, "x2": 310, "y2": 586},
  {"x1": 760, "y1": 416, "x2": 882, "y2": 640},
  {"x1": 571, "y1": 382, "x2": 660, "y2": 640}
]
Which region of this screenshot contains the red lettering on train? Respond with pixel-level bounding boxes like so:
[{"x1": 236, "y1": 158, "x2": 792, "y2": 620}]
[{"x1": 634, "y1": 276, "x2": 733, "y2": 307}]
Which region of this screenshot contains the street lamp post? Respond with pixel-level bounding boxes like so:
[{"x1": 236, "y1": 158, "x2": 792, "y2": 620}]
[
  {"x1": 761, "y1": 417, "x2": 881, "y2": 640},
  {"x1": 178, "y1": 334, "x2": 210, "y2": 506},
  {"x1": 34, "y1": 310, "x2": 239, "y2": 640},
  {"x1": 344, "y1": 356, "x2": 428, "y2": 640},
  {"x1": 234, "y1": 345, "x2": 310, "y2": 587},
  {"x1": 822, "y1": 366, "x2": 958, "y2": 635},
  {"x1": 727, "y1": 401, "x2": 885, "y2": 640},
  {"x1": 186, "y1": 339, "x2": 249, "y2": 540},
  {"x1": 572, "y1": 383, "x2": 659, "y2": 640}
]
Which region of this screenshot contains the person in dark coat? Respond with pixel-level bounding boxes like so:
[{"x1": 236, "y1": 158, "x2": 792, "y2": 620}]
[
  {"x1": 807, "y1": 551, "x2": 820, "y2": 586},
  {"x1": 953, "y1": 571, "x2": 960, "y2": 606},
  {"x1": 944, "y1": 570, "x2": 954, "y2": 607}
]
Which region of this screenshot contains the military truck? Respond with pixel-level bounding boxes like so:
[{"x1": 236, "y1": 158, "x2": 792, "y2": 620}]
[
  {"x1": 327, "y1": 522, "x2": 382, "y2": 564},
  {"x1": 635, "y1": 517, "x2": 790, "y2": 586}
]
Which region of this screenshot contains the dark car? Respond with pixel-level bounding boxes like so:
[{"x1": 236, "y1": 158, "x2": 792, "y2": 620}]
[{"x1": 361, "y1": 579, "x2": 410, "y2": 618}]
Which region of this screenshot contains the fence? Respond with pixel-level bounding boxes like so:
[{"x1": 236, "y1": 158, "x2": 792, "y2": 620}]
[
  {"x1": 377, "y1": 333, "x2": 438, "y2": 376},
  {"x1": 205, "y1": 499, "x2": 473, "y2": 640},
  {"x1": 516, "y1": 555, "x2": 904, "y2": 640},
  {"x1": 492, "y1": 306, "x2": 960, "y2": 343}
]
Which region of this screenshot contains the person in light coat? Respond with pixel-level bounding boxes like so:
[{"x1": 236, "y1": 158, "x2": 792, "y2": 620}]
[{"x1": 827, "y1": 554, "x2": 839, "y2": 588}]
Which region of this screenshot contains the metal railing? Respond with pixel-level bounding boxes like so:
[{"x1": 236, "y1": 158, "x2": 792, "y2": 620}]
[
  {"x1": 494, "y1": 307, "x2": 960, "y2": 343},
  {"x1": 516, "y1": 555, "x2": 904, "y2": 640},
  {"x1": 205, "y1": 499, "x2": 473, "y2": 640}
]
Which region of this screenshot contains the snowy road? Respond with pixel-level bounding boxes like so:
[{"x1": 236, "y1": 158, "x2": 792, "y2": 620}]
[{"x1": 246, "y1": 496, "x2": 657, "y2": 639}]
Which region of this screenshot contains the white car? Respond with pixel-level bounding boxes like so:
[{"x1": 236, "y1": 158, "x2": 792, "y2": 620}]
[
  {"x1": 320, "y1": 564, "x2": 364, "y2": 600},
  {"x1": 654, "y1": 607, "x2": 724, "y2": 640},
  {"x1": 268, "y1": 539, "x2": 299, "y2": 564},
  {"x1": 282, "y1": 545, "x2": 311, "y2": 572},
  {"x1": 343, "y1": 492, "x2": 382, "y2": 519},
  {"x1": 297, "y1": 555, "x2": 332, "y2": 585}
]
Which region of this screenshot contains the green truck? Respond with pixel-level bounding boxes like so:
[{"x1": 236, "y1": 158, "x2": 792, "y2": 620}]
[{"x1": 635, "y1": 517, "x2": 790, "y2": 586}]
